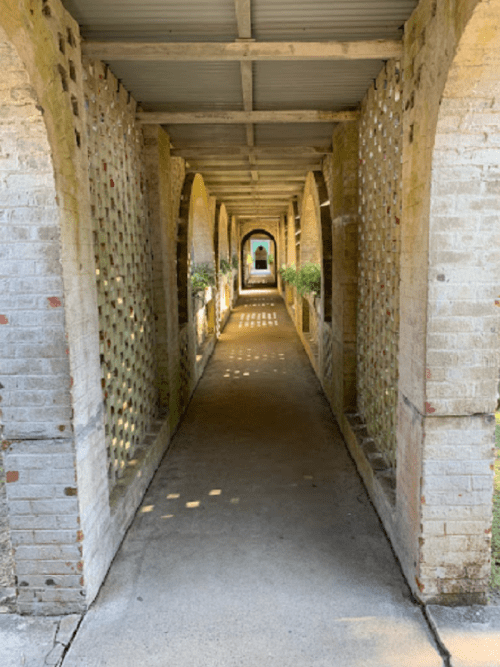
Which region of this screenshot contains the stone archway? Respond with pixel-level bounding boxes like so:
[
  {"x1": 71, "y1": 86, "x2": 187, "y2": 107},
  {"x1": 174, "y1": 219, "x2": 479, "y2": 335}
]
[
  {"x1": 216, "y1": 204, "x2": 231, "y2": 316},
  {"x1": 0, "y1": 15, "x2": 108, "y2": 613},
  {"x1": 396, "y1": 0, "x2": 500, "y2": 604},
  {"x1": 240, "y1": 229, "x2": 277, "y2": 290},
  {"x1": 176, "y1": 173, "x2": 215, "y2": 392},
  {"x1": 0, "y1": 29, "x2": 65, "y2": 608}
]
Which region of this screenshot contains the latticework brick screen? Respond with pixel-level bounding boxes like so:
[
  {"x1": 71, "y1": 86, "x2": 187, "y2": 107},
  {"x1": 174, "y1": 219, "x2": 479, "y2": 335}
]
[
  {"x1": 357, "y1": 60, "x2": 403, "y2": 467},
  {"x1": 84, "y1": 59, "x2": 158, "y2": 486}
]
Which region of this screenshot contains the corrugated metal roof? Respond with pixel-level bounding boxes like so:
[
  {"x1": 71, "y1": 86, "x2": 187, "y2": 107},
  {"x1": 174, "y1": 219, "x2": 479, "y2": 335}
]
[
  {"x1": 255, "y1": 60, "x2": 385, "y2": 111},
  {"x1": 252, "y1": 0, "x2": 417, "y2": 41},
  {"x1": 62, "y1": 0, "x2": 417, "y2": 217},
  {"x1": 107, "y1": 61, "x2": 242, "y2": 110},
  {"x1": 168, "y1": 125, "x2": 248, "y2": 147},
  {"x1": 255, "y1": 124, "x2": 335, "y2": 147},
  {"x1": 63, "y1": 0, "x2": 237, "y2": 41}
]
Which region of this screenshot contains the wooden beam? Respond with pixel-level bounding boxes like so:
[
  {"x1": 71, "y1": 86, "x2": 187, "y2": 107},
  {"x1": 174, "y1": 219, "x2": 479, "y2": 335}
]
[
  {"x1": 234, "y1": 215, "x2": 280, "y2": 219},
  {"x1": 203, "y1": 176, "x2": 306, "y2": 183},
  {"x1": 82, "y1": 39, "x2": 402, "y2": 62},
  {"x1": 235, "y1": 0, "x2": 252, "y2": 39},
  {"x1": 139, "y1": 110, "x2": 358, "y2": 124},
  {"x1": 171, "y1": 146, "x2": 331, "y2": 157},
  {"x1": 186, "y1": 164, "x2": 320, "y2": 173},
  {"x1": 228, "y1": 201, "x2": 286, "y2": 207},
  {"x1": 187, "y1": 158, "x2": 322, "y2": 166},
  {"x1": 241, "y1": 61, "x2": 253, "y2": 111},
  {"x1": 208, "y1": 185, "x2": 301, "y2": 192},
  {"x1": 224, "y1": 195, "x2": 292, "y2": 201}
]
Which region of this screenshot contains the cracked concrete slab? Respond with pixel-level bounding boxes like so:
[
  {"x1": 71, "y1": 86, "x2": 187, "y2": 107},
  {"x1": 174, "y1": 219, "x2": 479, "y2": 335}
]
[
  {"x1": 427, "y1": 605, "x2": 500, "y2": 667},
  {"x1": 0, "y1": 613, "x2": 81, "y2": 667}
]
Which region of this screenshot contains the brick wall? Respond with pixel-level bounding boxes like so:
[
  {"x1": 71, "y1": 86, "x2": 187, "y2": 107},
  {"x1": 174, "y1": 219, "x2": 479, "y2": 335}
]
[
  {"x1": 0, "y1": 0, "x2": 191, "y2": 613},
  {"x1": 357, "y1": 61, "x2": 403, "y2": 468},
  {"x1": 405, "y1": 0, "x2": 499, "y2": 603},
  {"x1": 84, "y1": 57, "x2": 158, "y2": 487},
  {"x1": 0, "y1": 0, "x2": 104, "y2": 613}
]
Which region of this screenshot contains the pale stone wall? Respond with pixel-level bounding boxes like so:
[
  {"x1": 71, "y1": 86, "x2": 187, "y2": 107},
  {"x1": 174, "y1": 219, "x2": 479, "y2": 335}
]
[
  {"x1": 143, "y1": 127, "x2": 186, "y2": 430},
  {"x1": 323, "y1": 122, "x2": 359, "y2": 415},
  {"x1": 299, "y1": 195, "x2": 321, "y2": 266}
]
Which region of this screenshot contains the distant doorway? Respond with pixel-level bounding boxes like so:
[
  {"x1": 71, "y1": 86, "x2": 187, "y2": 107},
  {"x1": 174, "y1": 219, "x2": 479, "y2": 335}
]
[
  {"x1": 241, "y1": 230, "x2": 277, "y2": 289},
  {"x1": 254, "y1": 245, "x2": 268, "y2": 270}
]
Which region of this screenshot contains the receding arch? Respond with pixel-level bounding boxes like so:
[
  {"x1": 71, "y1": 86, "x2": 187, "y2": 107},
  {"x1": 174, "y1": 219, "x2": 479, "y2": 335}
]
[
  {"x1": 177, "y1": 173, "x2": 214, "y2": 326},
  {"x1": 240, "y1": 229, "x2": 277, "y2": 290},
  {"x1": 286, "y1": 203, "x2": 297, "y2": 267},
  {"x1": 218, "y1": 204, "x2": 230, "y2": 265},
  {"x1": 301, "y1": 171, "x2": 333, "y2": 323}
]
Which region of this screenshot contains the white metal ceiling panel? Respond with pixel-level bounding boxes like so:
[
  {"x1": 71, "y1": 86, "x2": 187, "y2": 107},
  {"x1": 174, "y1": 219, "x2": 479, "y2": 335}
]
[{"x1": 167, "y1": 124, "x2": 248, "y2": 147}]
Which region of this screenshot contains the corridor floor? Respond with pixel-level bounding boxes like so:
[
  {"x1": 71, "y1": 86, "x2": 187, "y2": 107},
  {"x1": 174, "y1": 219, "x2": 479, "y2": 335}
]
[{"x1": 63, "y1": 290, "x2": 443, "y2": 667}]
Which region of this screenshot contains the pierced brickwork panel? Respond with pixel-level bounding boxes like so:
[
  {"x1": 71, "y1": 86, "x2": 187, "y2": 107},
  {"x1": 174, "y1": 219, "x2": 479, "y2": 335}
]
[
  {"x1": 358, "y1": 60, "x2": 403, "y2": 468},
  {"x1": 83, "y1": 59, "x2": 158, "y2": 487},
  {"x1": 322, "y1": 322, "x2": 334, "y2": 382},
  {"x1": 178, "y1": 324, "x2": 191, "y2": 408}
]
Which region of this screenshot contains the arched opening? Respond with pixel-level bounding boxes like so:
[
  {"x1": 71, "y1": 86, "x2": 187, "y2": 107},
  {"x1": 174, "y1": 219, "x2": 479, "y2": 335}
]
[
  {"x1": 176, "y1": 173, "x2": 215, "y2": 386},
  {"x1": 0, "y1": 23, "x2": 82, "y2": 612},
  {"x1": 296, "y1": 179, "x2": 323, "y2": 366},
  {"x1": 406, "y1": 0, "x2": 500, "y2": 603},
  {"x1": 230, "y1": 215, "x2": 239, "y2": 298},
  {"x1": 240, "y1": 229, "x2": 277, "y2": 290},
  {"x1": 216, "y1": 204, "x2": 231, "y2": 318}
]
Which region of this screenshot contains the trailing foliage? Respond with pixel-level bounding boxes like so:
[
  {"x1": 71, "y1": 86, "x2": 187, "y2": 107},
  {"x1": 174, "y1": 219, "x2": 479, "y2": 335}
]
[
  {"x1": 279, "y1": 263, "x2": 321, "y2": 296},
  {"x1": 279, "y1": 263, "x2": 297, "y2": 285},
  {"x1": 220, "y1": 258, "x2": 232, "y2": 276},
  {"x1": 268, "y1": 253, "x2": 274, "y2": 264},
  {"x1": 191, "y1": 262, "x2": 215, "y2": 295},
  {"x1": 232, "y1": 254, "x2": 239, "y2": 270},
  {"x1": 296, "y1": 262, "x2": 321, "y2": 296}
]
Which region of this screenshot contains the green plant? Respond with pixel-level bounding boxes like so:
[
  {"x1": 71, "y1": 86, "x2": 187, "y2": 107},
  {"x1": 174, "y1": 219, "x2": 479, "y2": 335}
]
[
  {"x1": 191, "y1": 262, "x2": 215, "y2": 295},
  {"x1": 295, "y1": 262, "x2": 321, "y2": 296},
  {"x1": 268, "y1": 253, "x2": 274, "y2": 264},
  {"x1": 279, "y1": 263, "x2": 297, "y2": 285},
  {"x1": 231, "y1": 254, "x2": 239, "y2": 270},
  {"x1": 220, "y1": 258, "x2": 232, "y2": 276}
]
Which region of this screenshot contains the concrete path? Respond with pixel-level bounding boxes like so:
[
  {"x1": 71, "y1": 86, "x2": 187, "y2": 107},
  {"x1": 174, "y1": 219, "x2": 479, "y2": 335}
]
[{"x1": 63, "y1": 289, "x2": 443, "y2": 667}]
